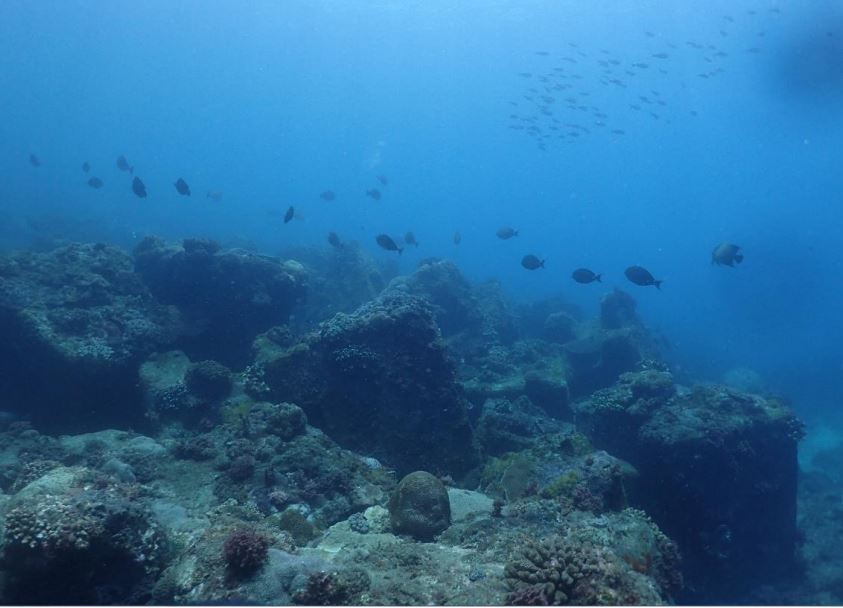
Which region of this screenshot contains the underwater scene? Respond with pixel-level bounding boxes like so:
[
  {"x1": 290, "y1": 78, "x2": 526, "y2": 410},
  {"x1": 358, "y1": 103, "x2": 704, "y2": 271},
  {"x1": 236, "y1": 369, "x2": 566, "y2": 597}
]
[{"x1": 1, "y1": 0, "x2": 842, "y2": 605}]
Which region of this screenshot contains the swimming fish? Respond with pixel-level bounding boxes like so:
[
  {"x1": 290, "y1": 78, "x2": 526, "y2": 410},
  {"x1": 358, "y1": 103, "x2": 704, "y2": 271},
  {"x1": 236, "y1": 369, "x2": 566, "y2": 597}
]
[
  {"x1": 131, "y1": 176, "x2": 147, "y2": 198},
  {"x1": 320, "y1": 191, "x2": 336, "y2": 201},
  {"x1": 284, "y1": 206, "x2": 295, "y2": 224},
  {"x1": 625, "y1": 265, "x2": 662, "y2": 289},
  {"x1": 711, "y1": 242, "x2": 743, "y2": 266},
  {"x1": 404, "y1": 232, "x2": 419, "y2": 247},
  {"x1": 328, "y1": 232, "x2": 343, "y2": 248},
  {"x1": 453, "y1": 231, "x2": 462, "y2": 245},
  {"x1": 207, "y1": 191, "x2": 223, "y2": 201},
  {"x1": 496, "y1": 227, "x2": 519, "y2": 239},
  {"x1": 377, "y1": 175, "x2": 388, "y2": 185},
  {"x1": 376, "y1": 234, "x2": 403, "y2": 255},
  {"x1": 366, "y1": 189, "x2": 382, "y2": 201},
  {"x1": 82, "y1": 161, "x2": 90, "y2": 173},
  {"x1": 572, "y1": 268, "x2": 601, "y2": 283},
  {"x1": 521, "y1": 255, "x2": 545, "y2": 270},
  {"x1": 29, "y1": 154, "x2": 41, "y2": 167},
  {"x1": 87, "y1": 177, "x2": 104, "y2": 189},
  {"x1": 174, "y1": 178, "x2": 191, "y2": 196},
  {"x1": 117, "y1": 155, "x2": 134, "y2": 175}
]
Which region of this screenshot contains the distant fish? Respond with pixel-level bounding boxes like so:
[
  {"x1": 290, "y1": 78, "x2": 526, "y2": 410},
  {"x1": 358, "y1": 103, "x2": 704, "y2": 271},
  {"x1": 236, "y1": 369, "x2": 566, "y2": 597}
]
[
  {"x1": 366, "y1": 188, "x2": 382, "y2": 201},
  {"x1": 404, "y1": 231, "x2": 419, "y2": 247},
  {"x1": 453, "y1": 231, "x2": 462, "y2": 245},
  {"x1": 283, "y1": 206, "x2": 295, "y2": 224},
  {"x1": 651, "y1": 52, "x2": 669, "y2": 59},
  {"x1": 131, "y1": 176, "x2": 147, "y2": 198},
  {"x1": 534, "y1": 50, "x2": 550, "y2": 56},
  {"x1": 611, "y1": 129, "x2": 626, "y2": 135},
  {"x1": 117, "y1": 155, "x2": 134, "y2": 175},
  {"x1": 572, "y1": 268, "x2": 601, "y2": 283},
  {"x1": 174, "y1": 178, "x2": 191, "y2": 196},
  {"x1": 328, "y1": 232, "x2": 343, "y2": 248},
  {"x1": 29, "y1": 154, "x2": 41, "y2": 167},
  {"x1": 82, "y1": 161, "x2": 90, "y2": 173},
  {"x1": 207, "y1": 191, "x2": 223, "y2": 201},
  {"x1": 87, "y1": 177, "x2": 104, "y2": 189},
  {"x1": 320, "y1": 190, "x2": 336, "y2": 201},
  {"x1": 711, "y1": 242, "x2": 743, "y2": 266},
  {"x1": 377, "y1": 175, "x2": 388, "y2": 185},
  {"x1": 521, "y1": 254, "x2": 545, "y2": 270},
  {"x1": 376, "y1": 234, "x2": 403, "y2": 255},
  {"x1": 496, "y1": 227, "x2": 519, "y2": 240},
  {"x1": 625, "y1": 265, "x2": 662, "y2": 289}
]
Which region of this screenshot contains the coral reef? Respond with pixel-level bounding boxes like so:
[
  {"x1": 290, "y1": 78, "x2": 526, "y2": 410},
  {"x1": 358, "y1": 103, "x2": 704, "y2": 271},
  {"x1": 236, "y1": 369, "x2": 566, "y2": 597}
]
[
  {"x1": 134, "y1": 236, "x2": 307, "y2": 366},
  {"x1": 223, "y1": 528, "x2": 270, "y2": 577}
]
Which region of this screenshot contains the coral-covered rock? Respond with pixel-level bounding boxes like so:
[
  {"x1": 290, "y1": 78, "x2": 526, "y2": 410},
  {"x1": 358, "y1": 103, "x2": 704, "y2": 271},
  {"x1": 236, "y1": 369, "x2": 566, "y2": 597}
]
[
  {"x1": 222, "y1": 528, "x2": 270, "y2": 577},
  {"x1": 388, "y1": 471, "x2": 451, "y2": 541},
  {"x1": 134, "y1": 236, "x2": 307, "y2": 366},
  {"x1": 0, "y1": 243, "x2": 180, "y2": 430},
  {"x1": 475, "y1": 396, "x2": 566, "y2": 456},
  {"x1": 542, "y1": 312, "x2": 577, "y2": 344},
  {"x1": 185, "y1": 360, "x2": 233, "y2": 401},
  {"x1": 256, "y1": 292, "x2": 480, "y2": 476}
]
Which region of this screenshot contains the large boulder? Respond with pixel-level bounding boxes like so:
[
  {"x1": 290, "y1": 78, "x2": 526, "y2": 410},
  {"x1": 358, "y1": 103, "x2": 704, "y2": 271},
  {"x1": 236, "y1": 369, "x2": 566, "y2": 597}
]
[
  {"x1": 0, "y1": 243, "x2": 180, "y2": 430},
  {"x1": 133, "y1": 236, "x2": 307, "y2": 366},
  {"x1": 253, "y1": 292, "x2": 480, "y2": 476},
  {"x1": 388, "y1": 471, "x2": 451, "y2": 541}
]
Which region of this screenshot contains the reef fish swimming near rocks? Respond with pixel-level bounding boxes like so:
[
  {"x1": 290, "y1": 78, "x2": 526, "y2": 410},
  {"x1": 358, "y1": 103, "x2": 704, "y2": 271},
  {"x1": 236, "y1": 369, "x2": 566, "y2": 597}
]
[
  {"x1": 320, "y1": 190, "x2": 336, "y2": 201},
  {"x1": 117, "y1": 155, "x2": 134, "y2": 174},
  {"x1": 29, "y1": 154, "x2": 41, "y2": 167},
  {"x1": 496, "y1": 227, "x2": 519, "y2": 239},
  {"x1": 82, "y1": 161, "x2": 90, "y2": 173},
  {"x1": 522, "y1": 254, "x2": 545, "y2": 270},
  {"x1": 404, "y1": 232, "x2": 419, "y2": 247},
  {"x1": 377, "y1": 175, "x2": 388, "y2": 185},
  {"x1": 572, "y1": 268, "x2": 601, "y2": 283},
  {"x1": 174, "y1": 178, "x2": 191, "y2": 196},
  {"x1": 131, "y1": 176, "x2": 147, "y2": 198},
  {"x1": 87, "y1": 177, "x2": 104, "y2": 189},
  {"x1": 625, "y1": 265, "x2": 662, "y2": 289},
  {"x1": 328, "y1": 232, "x2": 343, "y2": 248},
  {"x1": 376, "y1": 234, "x2": 403, "y2": 254},
  {"x1": 366, "y1": 188, "x2": 382, "y2": 201},
  {"x1": 284, "y1": 206, "x2": 295, "y2": 224},
  {"x1": 711, "y1": 242, "x2": 743, "y2": 266}
]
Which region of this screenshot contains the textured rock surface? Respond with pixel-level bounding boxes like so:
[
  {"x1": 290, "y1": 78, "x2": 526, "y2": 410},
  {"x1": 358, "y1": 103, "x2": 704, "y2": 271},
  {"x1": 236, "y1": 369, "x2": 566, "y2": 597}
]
[{"x1": 388, "y1": 471, "x2": 451, "y2": 541}]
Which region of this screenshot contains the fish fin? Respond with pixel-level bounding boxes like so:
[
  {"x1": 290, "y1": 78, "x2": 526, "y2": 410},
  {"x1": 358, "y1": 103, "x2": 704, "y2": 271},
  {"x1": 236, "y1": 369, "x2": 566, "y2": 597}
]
[
  {"x1": 595, "y1": 274, "x2": 602, "y2": 282},
  {"x1": 540, "y1": 259, "x2": 546, "y2": 268},
  {"x1": 654, "y1": 280, "x2": 663, "y2": 290}
]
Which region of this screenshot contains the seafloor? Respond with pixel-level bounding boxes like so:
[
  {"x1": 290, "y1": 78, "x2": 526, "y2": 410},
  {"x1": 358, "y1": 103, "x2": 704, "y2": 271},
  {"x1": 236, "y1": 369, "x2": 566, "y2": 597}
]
[{"x1": 0, "y1": 237, "x2": 836, "y2": 605}]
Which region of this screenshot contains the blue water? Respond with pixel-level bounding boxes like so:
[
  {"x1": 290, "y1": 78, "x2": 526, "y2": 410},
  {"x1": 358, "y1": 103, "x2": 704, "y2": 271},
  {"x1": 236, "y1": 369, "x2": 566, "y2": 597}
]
[{"x1": 2, "y1": 0, "x2": 842, "y2": 419}]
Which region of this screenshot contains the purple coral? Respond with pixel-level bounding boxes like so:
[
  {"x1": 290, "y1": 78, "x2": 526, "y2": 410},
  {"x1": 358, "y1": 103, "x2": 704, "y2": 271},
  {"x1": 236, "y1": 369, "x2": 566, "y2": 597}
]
[{"x1": 222, "y1": 529, "x2": 269, "y2": 576}]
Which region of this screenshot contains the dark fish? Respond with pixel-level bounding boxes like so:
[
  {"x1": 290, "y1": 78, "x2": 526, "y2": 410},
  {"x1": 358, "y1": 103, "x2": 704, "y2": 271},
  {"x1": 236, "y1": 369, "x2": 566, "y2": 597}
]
[
  {"x1": 117, "y1": 155, "x2": 134, "y2": 174},
  {"x1": 651, "y1": 52, "x2": 669, "y2": 59},
  {"x1": 496, "y1": 227, "x2": 519, "y2": 239},
  {"x1": 174, "y1": 178, "x2": 191, "y2": 196},
  {"x1": 283, "y1": 206, "x2": 295, "y2": 224},
  {"x1": 131, "y1": 176, "x2": 147, "y2": 198},
  {"x1": 376, "y1": 234, "x2": 403, "y2": 255},
  {"x1": 87, "y1": 177, "x2": 104, "y2": 189},
  {"x1": 328, "y1": 232, "x2": 343, "y2": 248},
  {"x1": 29, "y1": 154, "x2": 41, "y2": 167},
  {"x1": 453, "y1": 231, "x2": 461, "y2": 245},
  {"x1": 572, "y1": 268, "x2": 601, "y2": 283},
  {"x1": 320, "y1": 190, "x2": 336, "y2": 201},
  {"x1": 625, "y1": 265, "x2": 662, "y2": 289},
  {"x1": 711, "y1": 242, "x2": 743, "y2": 266},
  {"x1": 404, "y1": 232, "x2": 419, "y2": 247},
  {"x1": 521, "y1": 254, "x2": 545, "y2": 270},
  {"x1": 82, "y1": 161, "x2": 90, "y2": 173},
  {"x1": 366, "y1": 189, "x2": 382, "y2": 201},
  {"x1": 377, "y1": 175, "x2": 388, "y2": 185},
  {"x1": 207, "y1": 191, "x2": 223, "y2": 201}
]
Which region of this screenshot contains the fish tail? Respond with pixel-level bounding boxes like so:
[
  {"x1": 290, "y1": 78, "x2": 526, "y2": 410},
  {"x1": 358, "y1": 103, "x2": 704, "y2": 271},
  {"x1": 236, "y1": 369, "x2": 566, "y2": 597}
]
[
  {"x1": 514, "y1": 230, "x2": 519, "y2": 236},
  {"x1": 654, "y1": 280, "x2": 663, "y2": 290},
  {"x1": 595, "y1": 274, "x2": 602, "y2": 282},
  {"x1": 540, "y1": 259, "x2": 546, "y2": 268}
]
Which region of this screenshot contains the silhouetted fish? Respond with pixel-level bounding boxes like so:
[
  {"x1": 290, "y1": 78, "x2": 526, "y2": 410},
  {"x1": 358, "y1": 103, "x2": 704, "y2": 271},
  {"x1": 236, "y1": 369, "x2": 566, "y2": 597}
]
[
  {"x1": 404, "y1": 232, "x2": 419, "y2": 247},
  {"x1": 496, "y1": 227, "x2": 519, "y2": 239},
  {"x1": 87, "y1": 177, "x2": 104, "y2": 189},
  {"x1": 207, "y1": 191, "x2": 223, "y2": 201},
  {"x1": 117, "y1": 155, "x2": 134, "y2": 175},
  {"x1": 572, "y1": 268, "x2": 601, "y2": 283},
  {"x1": 328, "y1": 232, "x2": 343, "y2": 248},
  {"x1": 366, "y1": 189, "x2": 382, "y2": 201},
  {"x1": 320, "y1": 190, "x2": 336, "y2": 201},
  {"x1": 376, "y1": 234, "x2": 402, "y2": 255},
  {"x1": 131, "y1": 176, "x2": 147, "y2": 198},
  {"x1": 521, "y1": 254, "x2": 545, "y2": 270},
  {"x1": 711, "y1": 242, "x2": 743, "y2": 266},
  {"x1": 377, "y1": 175, "x2": 388, "y2": 185},
  {"x1": 453, "y1": 231, "x2": 462, "y2": 245},
  {"x1": 284, "y1": 206, "x2": 295, "y2": 224},
  {"x1": 82, "y1": 161, "x2": 90, "y2": 173},
  {"x1": 174, "y1": 178, "x2": 191, "y2": 196},
  {"x1": 625, "y1": 265, "x2": 661, "y2": 289},
  {"x1": 29, "y1": 154, "x2": 41, "y2": 167}
]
